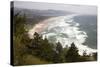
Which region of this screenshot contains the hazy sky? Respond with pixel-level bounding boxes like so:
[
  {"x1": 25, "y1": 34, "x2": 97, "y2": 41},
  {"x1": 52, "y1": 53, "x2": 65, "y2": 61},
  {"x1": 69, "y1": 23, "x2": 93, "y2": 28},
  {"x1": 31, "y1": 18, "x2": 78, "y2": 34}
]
[{"x1": 14, "y1": 1, "x2": 97, "y2": 15}]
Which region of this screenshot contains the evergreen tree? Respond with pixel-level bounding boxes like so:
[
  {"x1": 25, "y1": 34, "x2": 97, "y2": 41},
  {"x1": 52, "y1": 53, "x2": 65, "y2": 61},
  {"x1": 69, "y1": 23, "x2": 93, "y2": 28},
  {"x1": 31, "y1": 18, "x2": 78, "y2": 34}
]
[
  {"x1": 29, "y1": 32, "x2": 43, "y2": 55},
  {"x1": 40, "y1": 37, "x2": 55, "y2": 61},
  {"x1": 65, "y1": 42, "x2": 80, "y2": 62},
  {"x1": 13, "y1": 13, "x2": 30, "y2": 65},
  {"x1": 54, "y1": 42, "x2": 65, "y2": 63},
  {"x1": 56, "y1": 42, "x2": 63, "y2": 53}
]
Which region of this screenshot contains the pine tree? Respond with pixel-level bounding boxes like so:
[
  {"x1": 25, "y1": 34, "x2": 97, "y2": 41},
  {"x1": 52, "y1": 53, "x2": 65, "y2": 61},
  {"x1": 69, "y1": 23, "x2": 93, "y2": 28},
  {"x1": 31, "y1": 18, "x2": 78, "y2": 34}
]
[
  {"x1": 53, "y1": 42, "x2": 65, "y2": 63},
  {"x1": 13, "y1": 13, "x2": 30, "y2": 65},
  {"x1": 56, "y1": 42, "x2": 63, "y2": 53},
  {"x1": 65, "y1": 42, "x2": 80, "y2": 62}
]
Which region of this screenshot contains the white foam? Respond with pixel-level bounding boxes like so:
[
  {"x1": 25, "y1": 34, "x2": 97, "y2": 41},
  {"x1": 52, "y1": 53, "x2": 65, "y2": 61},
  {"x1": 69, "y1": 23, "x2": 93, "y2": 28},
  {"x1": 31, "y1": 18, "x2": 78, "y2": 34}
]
[{"x1": 28, "y1": 14, "x2": 97, "y2": 55}]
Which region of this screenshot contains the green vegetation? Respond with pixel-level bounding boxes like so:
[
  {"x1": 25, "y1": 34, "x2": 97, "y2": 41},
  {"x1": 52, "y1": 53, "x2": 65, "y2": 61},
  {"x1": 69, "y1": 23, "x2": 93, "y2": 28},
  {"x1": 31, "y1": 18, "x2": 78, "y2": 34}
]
[
  {"x1": 65, "y1": 43, "x2": 80, "y2": 62},
  {"x1": 13, "y1": 14, "x2": 97, "y2": 66}
]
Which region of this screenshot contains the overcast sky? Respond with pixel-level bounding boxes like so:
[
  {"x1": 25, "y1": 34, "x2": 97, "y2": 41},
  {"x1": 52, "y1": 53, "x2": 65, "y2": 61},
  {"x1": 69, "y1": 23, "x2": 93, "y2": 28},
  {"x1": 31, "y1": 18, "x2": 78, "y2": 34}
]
[{"x1": 14, "y1": 1, "x2": 97, "y2": 15}]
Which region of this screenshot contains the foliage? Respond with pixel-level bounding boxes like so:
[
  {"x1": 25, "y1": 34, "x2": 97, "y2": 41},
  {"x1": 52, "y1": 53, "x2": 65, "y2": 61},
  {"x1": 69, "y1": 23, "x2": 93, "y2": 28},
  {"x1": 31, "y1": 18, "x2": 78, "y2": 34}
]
[
  {"x1": 13, "y1": 14, "x2": 97, "y2": 65},
  {"x1": 13, "y1": 13, "x2": 31, "y2": 65},
  {"x1": 65, "y1": 43, "x2": 80, "y2": 62}
]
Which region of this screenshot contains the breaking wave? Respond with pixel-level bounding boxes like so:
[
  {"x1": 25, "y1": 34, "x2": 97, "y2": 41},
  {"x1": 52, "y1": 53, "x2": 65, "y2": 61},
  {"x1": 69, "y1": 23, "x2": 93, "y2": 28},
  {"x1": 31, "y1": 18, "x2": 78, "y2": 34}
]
[{"x1": 28, "y1": 14, "x2": 97, "y2": 55}]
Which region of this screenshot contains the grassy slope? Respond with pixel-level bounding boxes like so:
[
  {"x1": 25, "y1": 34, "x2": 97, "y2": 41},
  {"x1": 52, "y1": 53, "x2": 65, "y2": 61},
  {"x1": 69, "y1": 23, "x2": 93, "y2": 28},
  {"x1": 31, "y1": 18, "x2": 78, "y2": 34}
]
[{"x1": 22, "y1": 54, "x2": 52, "y2": 65}]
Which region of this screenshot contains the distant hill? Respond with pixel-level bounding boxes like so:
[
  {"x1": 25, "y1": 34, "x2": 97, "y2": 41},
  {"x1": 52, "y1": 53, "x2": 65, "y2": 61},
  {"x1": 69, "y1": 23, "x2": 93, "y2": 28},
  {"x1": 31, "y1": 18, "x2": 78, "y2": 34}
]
[
  {"x1": 13, "y1": 7, "x2": 74, "y2": 27},
  {"x1": 14, "y1": 7, "x2": 74, "y2": 17}
]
